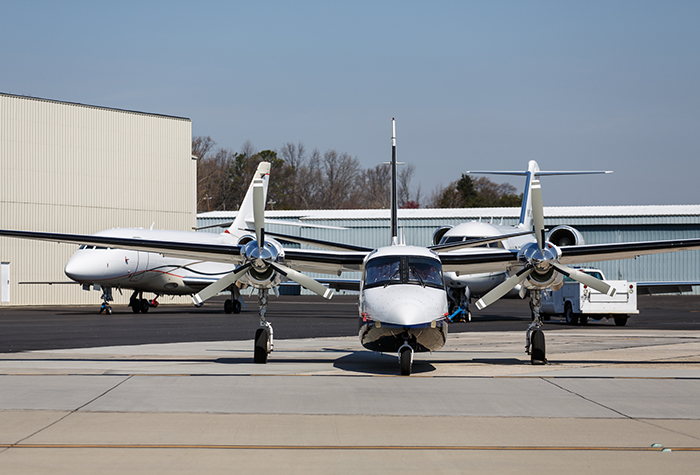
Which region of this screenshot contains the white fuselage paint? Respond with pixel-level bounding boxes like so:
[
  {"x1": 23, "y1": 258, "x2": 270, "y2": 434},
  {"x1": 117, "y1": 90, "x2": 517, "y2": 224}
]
[{"x1": 64, "y1": 228, "x2": 240, "y2": 295}]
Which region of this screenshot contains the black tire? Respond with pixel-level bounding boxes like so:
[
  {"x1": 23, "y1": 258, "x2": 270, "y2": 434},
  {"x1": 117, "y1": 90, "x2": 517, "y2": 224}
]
[
  {"x1": 530, "y1": 329, "x2": 546, "y2": 364},
  {"x1": 614, "y1": 316, "x2": 628, "y2": 326},
  {"x1": 254, "y1": 328, "x2": 269, "y2": 364},
  {"x1": 224, "y1": 299, "x2": 233, "y2": 314},
  {"x1": 131, "y1": 302, "x2": 140, "y2": 314},
  {"x1": 105, "y1": 307, "x2": 113, "y2": 315},
  {"x1": 233, "y1": 300, "x2": 242, "y2": 314},
  {"x1": 579, "y1": 314, "x2": 588, "y2": 325},
  {"x1": 399, "y1": 347, "x2": 412, "y2": 376},
  {"x1": 140, "y1": 299, "x2": 149, "y2": 313},
  {"x1": 564, "y1": 302, "x2": 578, "y2": 325}
]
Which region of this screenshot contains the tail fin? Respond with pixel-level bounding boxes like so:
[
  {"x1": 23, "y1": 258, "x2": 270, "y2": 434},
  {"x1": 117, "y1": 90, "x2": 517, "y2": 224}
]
[
  {"x1": 227, "y1": 162, "x2": 271, "y2": 234},
  {"x1": 467, "y1": 161, "x2": 612, "y2": 230}
]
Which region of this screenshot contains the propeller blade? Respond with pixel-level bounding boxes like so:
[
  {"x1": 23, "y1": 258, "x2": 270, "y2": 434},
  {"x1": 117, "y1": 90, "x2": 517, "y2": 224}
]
[
  {"x1": 253, "y1": 178, "x2": 265, "y2": 247},
  {"x1": 271, "y1": 262, "x2": 334, "y2": 299},
  {"x1": 192, "y1": 263, "x2": 251, "y2": 306},
  {"x1": 552, "y1": 263, "x2": 616, "y2": 297},
  {"x1": 531, "y1": 179, "x2": 546, "y2": 248},
  {"x1": 475, "y1": 266, "x2": 534, "y2": 310}
]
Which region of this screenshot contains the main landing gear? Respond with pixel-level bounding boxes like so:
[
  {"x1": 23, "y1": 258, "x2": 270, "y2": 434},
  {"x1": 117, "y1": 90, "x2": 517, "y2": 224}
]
[
  {"x1": 253, "y1": 288, "x2": 273, "y2": 364},
  {"x1": 526, "y1": 290, "x2": 547, "y2": 365},
  {"x1": 129, "y1": 291, "x2": 159, "y2": 314},
  {"x1": 224, "y1": 285, "x2": 243, "y2": 314}
]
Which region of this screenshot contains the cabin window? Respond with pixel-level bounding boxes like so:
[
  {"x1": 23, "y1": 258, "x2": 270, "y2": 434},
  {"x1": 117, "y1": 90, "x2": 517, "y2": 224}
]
[{"x1": 440, "y1": 235, "x2": 501, "y2": 248}]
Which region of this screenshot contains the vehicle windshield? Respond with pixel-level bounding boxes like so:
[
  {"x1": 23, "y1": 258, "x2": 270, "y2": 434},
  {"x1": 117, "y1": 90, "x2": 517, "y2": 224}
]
[{"x1": 364, "y1": 255, "x2": 443, "y2": 289}]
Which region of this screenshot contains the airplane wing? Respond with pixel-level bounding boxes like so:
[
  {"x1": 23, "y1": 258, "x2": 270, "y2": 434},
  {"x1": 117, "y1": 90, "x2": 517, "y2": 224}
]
[
  {"x1": 636, "y1": 282, "x2": 700, "y2": 295},
  {"x1": 438, "y1": 237, "x2": 700, "y2": 275},
  {"x1": 0, "y1": 229, "x2": 245, "y2": 264},
  {"x1": 0, "y1": 229, "x2": 368, "y2": 276},
  {"x1": 557, "y1": 238, "x2": 700, "y2": 265}
]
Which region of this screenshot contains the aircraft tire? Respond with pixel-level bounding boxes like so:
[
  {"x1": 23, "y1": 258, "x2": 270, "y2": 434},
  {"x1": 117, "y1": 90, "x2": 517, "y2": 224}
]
[
  {"x1": 399, "y1": 347, "x2": 412, "y2": 376},
  {"x1": 140, "y1": 299, "x2": 149, "y2": 313},
  {"x1": 131, "y1": 304, "x2": 140, "y2": 314},
  {"x1": 233, "y1": 300, "x2": 242, "y2": 314},
  {"x1": 105, "y1": 307, "x2": 113, "y2": 315},
  {"x1": 224, "y1": 299, "x2": 233, "y2": 314},
  {"x1": 530, "y1": 330, "x2": 546, "y2": 365},
  {"x1": 254, "y1": 328, "x2": 269, "y2": 364}
]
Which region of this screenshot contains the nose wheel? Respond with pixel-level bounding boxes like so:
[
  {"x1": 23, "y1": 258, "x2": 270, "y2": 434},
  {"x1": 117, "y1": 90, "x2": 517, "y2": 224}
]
[
  {"x1": 398, "y1": 341, "x2": 414, "y2": 376},
  {"x1": 99, "y1": 287, "x2": 113, "y2": 315}
]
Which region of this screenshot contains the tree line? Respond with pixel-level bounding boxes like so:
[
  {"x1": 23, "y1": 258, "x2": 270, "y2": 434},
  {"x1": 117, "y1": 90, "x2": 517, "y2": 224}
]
[{"x1": 193, "y1": 136, "x2": 521, "y2": 212}]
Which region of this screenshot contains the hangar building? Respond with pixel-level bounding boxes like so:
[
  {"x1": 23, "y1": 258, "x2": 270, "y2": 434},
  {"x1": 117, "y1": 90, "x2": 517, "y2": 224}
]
[
  {"x1": 0, "y1": 93, "x2": 194, "y2": 306},
  {"x1": 198, "y1": 206, "x2": 700, "y2": 295}
]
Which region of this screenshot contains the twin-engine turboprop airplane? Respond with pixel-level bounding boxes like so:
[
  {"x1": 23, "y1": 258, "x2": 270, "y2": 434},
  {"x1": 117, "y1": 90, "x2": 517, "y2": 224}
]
[
  {"x1": 3, "y1": 120, "x2": 700, "y2": 374},
  {"x1": 434, "y1": 161, "x2": 612, "y2": 320}
]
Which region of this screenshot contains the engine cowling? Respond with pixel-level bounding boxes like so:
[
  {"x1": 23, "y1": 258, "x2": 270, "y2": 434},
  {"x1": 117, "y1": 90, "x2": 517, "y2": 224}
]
[
  {"x1": 432, "y1": 226, "x2": 453, "y2": 246},
  {"x1": 547, "y1": 225, "x2": 584, "y2": 247}
]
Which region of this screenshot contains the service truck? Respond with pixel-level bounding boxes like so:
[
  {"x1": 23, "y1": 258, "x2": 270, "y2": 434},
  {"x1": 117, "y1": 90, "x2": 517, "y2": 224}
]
[{"x1": 540, "y1": 268, "x2": 637, "y2": 326}]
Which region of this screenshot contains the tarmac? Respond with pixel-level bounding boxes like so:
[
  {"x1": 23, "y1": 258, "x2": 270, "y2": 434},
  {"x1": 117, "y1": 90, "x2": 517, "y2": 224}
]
[{"x1": 1, "y1": 327, "x2": 700, "y2": 474}]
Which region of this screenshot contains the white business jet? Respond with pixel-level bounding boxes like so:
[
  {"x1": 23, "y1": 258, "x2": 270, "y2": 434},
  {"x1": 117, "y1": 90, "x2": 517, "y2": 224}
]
[
  {"x1": 3, "y1": 120, "x2": 700, "y2": 374},
  {"x1": 59, "y1": 162, "x2": 274, "y2": 315},
  {"x1": 434, "y1": 161, "x2": 611, "y2": 321}
]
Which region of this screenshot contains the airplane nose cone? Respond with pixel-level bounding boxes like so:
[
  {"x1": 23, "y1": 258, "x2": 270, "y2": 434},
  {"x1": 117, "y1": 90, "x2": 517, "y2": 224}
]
[
  {"x1": 65, "y1": 252, "x2": 100, "y2": 282},
  {"x1": 387, "y1": 302, "x2": 425, "y2": 326}
]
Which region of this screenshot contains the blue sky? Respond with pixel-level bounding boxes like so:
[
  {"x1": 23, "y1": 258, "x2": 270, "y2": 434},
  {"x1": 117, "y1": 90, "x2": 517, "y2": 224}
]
[{"x1": 2, "y1": 0, "x2": 699, "y2": 206}]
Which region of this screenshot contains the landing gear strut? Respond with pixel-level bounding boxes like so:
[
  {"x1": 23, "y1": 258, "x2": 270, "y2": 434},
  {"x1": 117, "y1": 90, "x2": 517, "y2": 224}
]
[
  {"x1": 129, "y1": 291, "x2": 158, "y2": 314},
  {"x1": 253, "y1": 288, "x2": 273, "y2": 364},
  {"x1": 99, "y1": 287, "x2": 113, "y2": 315},
  {"x1": 526, "y1": 290, "x2": 547, "y2": 365}
]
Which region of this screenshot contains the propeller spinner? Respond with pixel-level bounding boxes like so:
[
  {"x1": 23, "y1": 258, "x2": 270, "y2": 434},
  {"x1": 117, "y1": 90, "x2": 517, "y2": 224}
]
[{"x1": 475, "y1": 179, "x2": 615, "y2": 310}]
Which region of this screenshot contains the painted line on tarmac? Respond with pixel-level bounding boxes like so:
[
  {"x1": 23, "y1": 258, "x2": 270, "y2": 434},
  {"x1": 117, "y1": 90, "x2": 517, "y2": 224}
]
[{"x1": 0, "y1": 443, "x2": 696, "y2": 451}]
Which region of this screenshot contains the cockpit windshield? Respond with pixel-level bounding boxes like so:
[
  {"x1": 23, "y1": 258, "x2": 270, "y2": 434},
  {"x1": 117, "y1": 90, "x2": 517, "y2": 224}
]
[
  {"x1": 364, "y1": 255, "x2": 444, "y2": 289},
  {"x1": 440, "y1": 236, "x2": 502, "y2": 248}
]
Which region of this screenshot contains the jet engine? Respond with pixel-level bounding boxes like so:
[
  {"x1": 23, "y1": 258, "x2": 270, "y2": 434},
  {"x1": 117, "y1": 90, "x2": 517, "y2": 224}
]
[
  {"x1": 547, "y1": 225, "x2": 584, "y2": 247},
  {"x1": 432, "y1": 226, "x2": 453, "y2": 246}
]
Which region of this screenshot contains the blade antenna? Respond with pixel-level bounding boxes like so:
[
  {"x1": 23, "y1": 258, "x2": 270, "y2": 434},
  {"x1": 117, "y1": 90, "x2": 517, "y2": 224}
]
[{"x1": 390, "y1": 118, "x2": 398, "y2": 244}]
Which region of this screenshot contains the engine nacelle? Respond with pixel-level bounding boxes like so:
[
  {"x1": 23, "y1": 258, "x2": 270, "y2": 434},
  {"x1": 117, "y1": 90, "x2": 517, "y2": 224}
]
[
  {"x1": 547, "y1": 225, "x2": 584, "y2": 247},
  {"x1": 432, "y1": 226, "x2": 453, "y2": 246},
  {"x1": 238, "y1": 239, "x2": 285, "y2": 289}
]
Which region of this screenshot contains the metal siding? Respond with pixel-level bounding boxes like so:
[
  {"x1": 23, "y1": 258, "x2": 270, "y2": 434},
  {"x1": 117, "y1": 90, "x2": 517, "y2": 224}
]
[{"x1": 1, "y1": 94, "x2": 193, "y2": 305}]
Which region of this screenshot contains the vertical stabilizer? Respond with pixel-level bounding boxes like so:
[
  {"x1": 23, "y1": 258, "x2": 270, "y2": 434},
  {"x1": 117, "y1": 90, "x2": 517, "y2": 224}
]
[
  {"x1": 518, "y1": 160, "x2": 540, "y2": 230},
  {"x1": 227, "y1": 162, "x2": 271, "y2": 234},
  {"x1": 390, "y1": 119, "x2": 398, "y2": 245}
]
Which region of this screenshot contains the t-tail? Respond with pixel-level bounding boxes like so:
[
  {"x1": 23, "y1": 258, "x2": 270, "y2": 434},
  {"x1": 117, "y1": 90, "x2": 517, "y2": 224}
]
[
  {"x1": 390, "y1": 118, "x2": 399, "y2": 245},
  {"x1": 467, "y1": 160, "x2": 613, "y2": 231},
  {"x1": 226, "y1": 162, "x2": 272, "y2": 234}
]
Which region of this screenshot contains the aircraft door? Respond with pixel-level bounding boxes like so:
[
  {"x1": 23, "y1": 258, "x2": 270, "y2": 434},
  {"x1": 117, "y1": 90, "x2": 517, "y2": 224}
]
[{"x1": 129, "y1": 252, "x2": 149, "y2": 282}]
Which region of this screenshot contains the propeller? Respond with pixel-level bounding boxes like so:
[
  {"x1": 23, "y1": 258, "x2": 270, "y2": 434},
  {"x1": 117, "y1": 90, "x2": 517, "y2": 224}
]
[
  {"x1": 192, "y1": 177, "x2": 334, "y2": 306},
  {"x1": 474, "y1": 179, "x2": 615, "y2": 310}
]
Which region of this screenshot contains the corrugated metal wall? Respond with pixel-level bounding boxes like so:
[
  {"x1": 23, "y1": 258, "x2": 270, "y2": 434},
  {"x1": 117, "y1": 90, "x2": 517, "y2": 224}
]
[
  {"x1": 1, "y1": 93, "x2": 194, "y2": 306},
  {"x1": 198, "y1": 209, "x2": 700, "y2": 295}
]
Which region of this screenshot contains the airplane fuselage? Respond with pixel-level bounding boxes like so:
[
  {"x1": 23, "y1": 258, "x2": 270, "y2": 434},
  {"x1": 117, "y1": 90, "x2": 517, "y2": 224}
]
[
  {"x1": 64, "y1": 228, "x2": 239, "y2": 295},
  {"x1": 358, "y1": 245, "x2": 449, "y2": 353}
]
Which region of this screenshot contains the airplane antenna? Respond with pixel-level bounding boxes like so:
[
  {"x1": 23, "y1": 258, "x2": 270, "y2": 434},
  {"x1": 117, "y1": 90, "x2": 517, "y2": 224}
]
[{"x1": 391, "y1": 118, "x2": 398, "y2": 245}]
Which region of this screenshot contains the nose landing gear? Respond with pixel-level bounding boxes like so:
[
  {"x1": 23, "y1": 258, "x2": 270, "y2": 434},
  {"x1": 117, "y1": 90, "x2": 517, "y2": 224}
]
[
  {"x1": 526, "y1": 290, "x2": 547, "y2": 365},
  {"x1": 253, "y1": 289, "x2": 274, "y2": 364},
  {"x1": 398, "y1": 341, "x2": 414, "y2": 376},
  {"x1": 99, "y1": 287, "x2": 113, "y2": 315}
]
